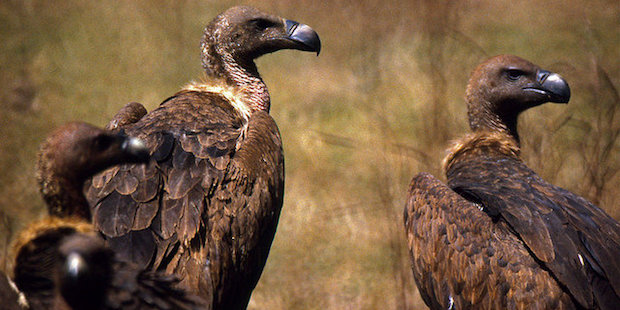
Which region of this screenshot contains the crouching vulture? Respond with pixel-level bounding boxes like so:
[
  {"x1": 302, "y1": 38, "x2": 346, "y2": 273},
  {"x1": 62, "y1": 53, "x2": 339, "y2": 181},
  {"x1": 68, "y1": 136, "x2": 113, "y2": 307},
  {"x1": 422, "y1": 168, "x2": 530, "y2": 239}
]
[
  {"x1": 84, "y1": 6, "x2": 321, "y2": 309},
  {"x1": 404, "y1": 55, "x2": 620, "y2": 309},
  {"x1": 12, "y1": 122, "x2": 205, "y2": 310}
]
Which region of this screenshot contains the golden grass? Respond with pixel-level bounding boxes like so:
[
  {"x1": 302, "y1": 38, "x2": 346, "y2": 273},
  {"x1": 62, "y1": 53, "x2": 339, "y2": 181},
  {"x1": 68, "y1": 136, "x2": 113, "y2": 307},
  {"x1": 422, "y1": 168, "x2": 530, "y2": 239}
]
[{"x1": 0, "y1": 0, "x2": 618, "y2": 308}]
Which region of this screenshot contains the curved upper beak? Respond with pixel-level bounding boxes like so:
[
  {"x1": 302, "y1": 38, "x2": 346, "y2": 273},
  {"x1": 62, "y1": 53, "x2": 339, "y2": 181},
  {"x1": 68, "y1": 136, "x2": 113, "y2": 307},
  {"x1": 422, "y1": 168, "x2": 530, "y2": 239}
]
[
  {"x1": 285, "y1": 19, "x2": 321, "y2": 55},
  {"x1": 527, "y1": 69, "x2": 571, "y2": 104},
  {"x1": 120, "y1": 135, "x2": 150, "y2": 163}
]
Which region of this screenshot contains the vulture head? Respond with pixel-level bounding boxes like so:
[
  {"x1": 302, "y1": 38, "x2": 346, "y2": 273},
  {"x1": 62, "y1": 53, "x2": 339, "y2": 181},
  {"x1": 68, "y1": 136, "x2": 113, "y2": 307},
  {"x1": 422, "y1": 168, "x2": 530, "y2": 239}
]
[
  {"x1": 12, "y1": 218, "x2": 97, "y2": 310},
  {"x1": 200, "y1": 6, "x2": 321, "y2": 77},
  {"x1": 36, "y1": 122, "x2": 149, "y2": 219},
  {"x1": 465, "y1": 54, "x2": 570, "y2": 143},
  {"x1": 57, "y1": 234, "x2": 112, "y2": 310}
]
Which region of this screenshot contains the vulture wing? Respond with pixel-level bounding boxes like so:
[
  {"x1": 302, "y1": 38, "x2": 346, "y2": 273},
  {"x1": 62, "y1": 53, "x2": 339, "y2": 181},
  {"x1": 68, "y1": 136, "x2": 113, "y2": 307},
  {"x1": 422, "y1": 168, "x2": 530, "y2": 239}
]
[
  {"x1": 405, "y1": 172, "x2": 573, "y2": 309},
  {"x1": 447, "y1": 155, "x2": 620, "y2": 309},
  {"x1": 86, "y1": 90, "x2": 284, "y2": 308}
]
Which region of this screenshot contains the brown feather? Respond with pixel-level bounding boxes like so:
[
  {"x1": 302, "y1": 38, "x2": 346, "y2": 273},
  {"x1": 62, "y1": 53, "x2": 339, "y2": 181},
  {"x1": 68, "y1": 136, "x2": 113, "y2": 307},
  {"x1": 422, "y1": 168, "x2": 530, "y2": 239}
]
[{"x1": 405, "y1": 173, "x2": 574, "y2": 309}]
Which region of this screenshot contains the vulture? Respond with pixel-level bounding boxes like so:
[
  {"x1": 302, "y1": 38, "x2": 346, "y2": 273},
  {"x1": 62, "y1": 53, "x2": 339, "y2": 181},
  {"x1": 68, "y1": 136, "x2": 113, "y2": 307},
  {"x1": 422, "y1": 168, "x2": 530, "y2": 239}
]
[
  {"x1": 404, "y1": 55, "x2": 620, "y2": 309},
  {"x1": 84, "y1": 6, "x2": 321, "y2": 309},
  {"x1": 12, "y1": 122, "x2": 205, "y2": 310}
]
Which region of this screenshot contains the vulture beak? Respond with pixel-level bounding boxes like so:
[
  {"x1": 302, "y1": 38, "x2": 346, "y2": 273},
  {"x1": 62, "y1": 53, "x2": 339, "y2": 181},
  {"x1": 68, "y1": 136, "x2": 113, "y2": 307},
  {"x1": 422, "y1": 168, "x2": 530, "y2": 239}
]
[
  {"x1": 64, "y1": 252, "x2": 87, "y2": 281},
  {"x1": 59, "y1": 236, "x2": 110, "y2": 309},
  {"x1": 524, "y1": 69, "x2": 571, "y2": 104},
  {"x1": 285, "y1": 19, "x2": 321, "y2": 55},
  {"x1": 120, "y1": 135, "x2": 150, "y2": 163}
]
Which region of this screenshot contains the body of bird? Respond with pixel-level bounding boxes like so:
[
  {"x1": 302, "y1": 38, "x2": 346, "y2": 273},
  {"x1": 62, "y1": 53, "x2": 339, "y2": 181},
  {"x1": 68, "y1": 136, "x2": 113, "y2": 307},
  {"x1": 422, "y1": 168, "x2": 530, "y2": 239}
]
[{"x1": 85, "y1": 6, "x2": 320, "y2": 309}]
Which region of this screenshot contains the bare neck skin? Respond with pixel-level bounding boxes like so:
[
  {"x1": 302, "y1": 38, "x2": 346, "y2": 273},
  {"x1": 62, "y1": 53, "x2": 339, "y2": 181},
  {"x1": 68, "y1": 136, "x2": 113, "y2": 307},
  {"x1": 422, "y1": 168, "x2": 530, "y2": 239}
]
[
  {"x1": 466, "y1": 89, "x2": 521, "y2": 146},
  {"x1": 200, "y1": 34, "x2": 270, "y2": 113}
]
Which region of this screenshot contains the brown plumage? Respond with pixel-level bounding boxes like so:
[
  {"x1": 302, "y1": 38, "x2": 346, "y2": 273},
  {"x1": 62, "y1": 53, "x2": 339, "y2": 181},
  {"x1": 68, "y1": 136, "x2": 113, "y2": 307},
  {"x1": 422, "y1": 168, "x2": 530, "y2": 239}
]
[
  {"x1": 104, "y1": 102, "x2": 148, "y2": 132},
  {"x1": 405, "y1": 55, "x2": 620, "y2": 309},
  {"x1": 84, "y1": 6, "x2": 320, "y2": 309},
  {"x1": 0, "y1": 270, "x2": 26, "y2": 310},
  {"x1": 13, "y1": 122, "x2": 205, "y2": 310}
]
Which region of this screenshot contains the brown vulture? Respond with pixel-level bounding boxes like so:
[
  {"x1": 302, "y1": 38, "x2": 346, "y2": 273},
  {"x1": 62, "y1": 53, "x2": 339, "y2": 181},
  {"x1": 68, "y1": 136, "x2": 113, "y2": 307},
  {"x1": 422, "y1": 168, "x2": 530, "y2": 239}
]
[
  {"x1": 12, "y1": 122, "x2": 205, "y2": 310},
  {"x1": 84, "y1": 6, "x2": 321, "y2": 309},
  {"x1": 404, "y1": 55, "x2": 620, "y2": 309}
]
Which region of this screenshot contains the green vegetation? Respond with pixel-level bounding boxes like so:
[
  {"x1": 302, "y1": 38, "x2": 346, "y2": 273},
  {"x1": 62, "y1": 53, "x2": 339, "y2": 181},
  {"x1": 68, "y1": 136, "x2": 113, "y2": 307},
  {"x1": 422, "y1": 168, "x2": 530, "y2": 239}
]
[{"x1": 1, "y1": 0, "x2": 618, "y2": 308}]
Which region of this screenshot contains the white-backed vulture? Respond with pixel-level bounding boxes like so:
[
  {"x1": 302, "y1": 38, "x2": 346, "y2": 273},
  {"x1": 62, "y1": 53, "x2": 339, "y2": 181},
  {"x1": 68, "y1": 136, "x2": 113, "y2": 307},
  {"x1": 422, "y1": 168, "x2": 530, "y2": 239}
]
[
  {"x1": 12, "y1": 122, "x2": 205, "y2": 310},
  {"x1": 405, "y1": 55, "x2": 620, "y2": 309},
  {"x1": 84, "y1": 6, "x2": 321, "y2": 309}
]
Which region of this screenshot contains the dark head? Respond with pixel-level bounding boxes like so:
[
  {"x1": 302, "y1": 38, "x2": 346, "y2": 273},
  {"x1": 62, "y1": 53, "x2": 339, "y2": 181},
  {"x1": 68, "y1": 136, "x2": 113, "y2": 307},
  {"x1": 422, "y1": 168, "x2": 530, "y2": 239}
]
[
  {"x1": 38, "y1": 122, "x2": 149, "y2": 187},
  {"x1": 12, "y1": 218, "x2": 96, "y2": 310},
  {"x1": 465, "y1": 55, "x2": 570, "y2": 143},
  {"x1": 200, "y1": 6, "x2": 321, "y2": 75},
  {"x1": 58, "y1": 234, "x2": 112, "y2": 310},
  {"x1": 37, "y1": 122, "x2": 149, "y2": 218}
]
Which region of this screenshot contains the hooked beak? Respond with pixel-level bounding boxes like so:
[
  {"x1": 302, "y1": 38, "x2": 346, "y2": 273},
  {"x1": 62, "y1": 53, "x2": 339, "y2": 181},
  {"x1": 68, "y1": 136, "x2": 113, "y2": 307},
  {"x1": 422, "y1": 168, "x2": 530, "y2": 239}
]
[
  {"x1": 120, "y1": 135, "x2": 150, "y2": 163},
  {"x1": 285, "y1": 19, "x2": 321, "y2": 55},
  {"x1": 524, "y1": 69, "x2": 571, "y2": 104}
]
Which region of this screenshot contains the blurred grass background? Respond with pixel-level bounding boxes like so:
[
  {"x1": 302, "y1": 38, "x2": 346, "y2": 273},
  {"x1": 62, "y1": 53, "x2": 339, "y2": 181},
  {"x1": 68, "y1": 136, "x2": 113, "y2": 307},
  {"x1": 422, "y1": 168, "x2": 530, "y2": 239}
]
[{"x1": 0, "y1": 0, "x2": 618, "y2": 308}]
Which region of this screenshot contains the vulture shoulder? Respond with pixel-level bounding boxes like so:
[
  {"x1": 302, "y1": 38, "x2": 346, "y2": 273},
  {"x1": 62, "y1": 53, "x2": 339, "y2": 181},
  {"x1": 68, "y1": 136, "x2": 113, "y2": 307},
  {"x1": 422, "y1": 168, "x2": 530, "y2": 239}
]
[
  {"x1": 445, "y1": 133, "x2": 620, "y2": 309},
  {"x1": 405, "y1": 172, "x2": 574, "y2": 309}
]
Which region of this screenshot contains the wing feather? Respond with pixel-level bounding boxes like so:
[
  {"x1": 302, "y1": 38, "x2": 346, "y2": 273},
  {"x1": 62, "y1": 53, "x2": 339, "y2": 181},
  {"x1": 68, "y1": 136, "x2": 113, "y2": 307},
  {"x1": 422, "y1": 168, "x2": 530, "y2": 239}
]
[
  {"x1": 114, "y1": 170, "x2": 139, "y2": 195},
  {"x1": 86, "y1": 91, "x2": 284, "y2": 309},
  {"x1": 92, "y1": 193, "x2": 139, "y2": 237},
  {"x1": 133, "y1": 200, "x2": 159, "y2": 230},
  {"x1": 131, "y1": 175, "x2": 160, "y2": 203},
  {"x1": 447, "y1": 155, "x2": 620, "y2": 308},
  {"x1": 107, "y1": 229, "x2": 156, "y2": 267},
  {"x1": 405, "y1": 172, "x2": 572, "y2": 309}
]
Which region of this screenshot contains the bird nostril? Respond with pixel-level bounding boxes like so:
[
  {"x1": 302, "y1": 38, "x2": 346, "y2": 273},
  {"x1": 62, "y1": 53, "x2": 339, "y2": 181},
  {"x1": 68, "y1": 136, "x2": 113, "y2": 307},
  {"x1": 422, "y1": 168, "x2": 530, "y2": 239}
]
[{"x1": 537, "y1": 70, "x2": 551, "y2": 83}]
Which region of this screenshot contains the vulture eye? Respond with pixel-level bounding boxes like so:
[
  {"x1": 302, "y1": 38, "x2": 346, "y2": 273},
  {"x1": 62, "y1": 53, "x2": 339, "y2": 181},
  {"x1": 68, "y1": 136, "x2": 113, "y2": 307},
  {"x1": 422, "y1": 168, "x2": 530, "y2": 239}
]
[
  {"x1": 250, "y1": 18, "x2": 276, "y2": 31},
  {"x1": 505, "y1": 69, "x2": 524, "y2": 81}
]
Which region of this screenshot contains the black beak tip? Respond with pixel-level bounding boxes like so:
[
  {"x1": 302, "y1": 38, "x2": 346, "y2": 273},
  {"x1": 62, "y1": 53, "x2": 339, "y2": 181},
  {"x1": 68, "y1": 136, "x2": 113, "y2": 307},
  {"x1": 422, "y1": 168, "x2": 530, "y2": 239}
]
[
  {"x1": 538, "y1": 71, "x2": 571, "y2": 104},
  {"x1": 285, "y1": 19, "x2": 321, "y2": 55},
  {"x1": 122, "y1": 137, "x2": 150, "y2": 163}
]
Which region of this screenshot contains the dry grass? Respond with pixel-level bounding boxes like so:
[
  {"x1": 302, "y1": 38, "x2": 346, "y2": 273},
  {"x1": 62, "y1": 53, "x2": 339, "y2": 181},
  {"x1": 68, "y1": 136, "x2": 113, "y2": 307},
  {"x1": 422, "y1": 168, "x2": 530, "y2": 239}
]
[{"x1": 0, "y1": 0, "x2": 618, "y2": 309}]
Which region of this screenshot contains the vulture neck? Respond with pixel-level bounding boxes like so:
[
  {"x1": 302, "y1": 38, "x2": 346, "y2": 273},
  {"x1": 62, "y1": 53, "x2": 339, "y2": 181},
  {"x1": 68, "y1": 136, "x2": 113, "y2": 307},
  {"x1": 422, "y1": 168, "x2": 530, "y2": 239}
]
[
  {"x1": 466, "y1": 92, "x2": 521, "y2": 146},
  {"x1": 201, "y1": 41, "x2": 271, "y2": 113},
  {"x1": 38, "y1": 167, "x2": 91, "y2": 221}
]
